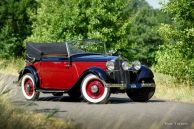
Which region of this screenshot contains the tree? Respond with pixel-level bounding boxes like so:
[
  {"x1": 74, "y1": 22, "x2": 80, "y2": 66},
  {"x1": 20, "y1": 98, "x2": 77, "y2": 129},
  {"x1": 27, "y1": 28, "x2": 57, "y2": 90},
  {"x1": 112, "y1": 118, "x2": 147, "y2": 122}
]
[
  {"x1": 0, "y1": 0, "x2": 37, "y2": 58},
  {"x1": 155, "y1": 0, "x2": 194, "y2": 84},
  {"x1": 118, "y1": 0, "x2": 171, "y2": 65},
  {"x1": 27, "y1": 0, "x2": 132, "y2": 50}
]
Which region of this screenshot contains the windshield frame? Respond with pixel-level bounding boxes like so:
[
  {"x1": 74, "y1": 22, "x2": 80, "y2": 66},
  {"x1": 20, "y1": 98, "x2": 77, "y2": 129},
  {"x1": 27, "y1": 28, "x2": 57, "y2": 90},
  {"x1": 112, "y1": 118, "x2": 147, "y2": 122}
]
[{"x1": 65, "y1": 39, "x2": 107, "y2": 57}]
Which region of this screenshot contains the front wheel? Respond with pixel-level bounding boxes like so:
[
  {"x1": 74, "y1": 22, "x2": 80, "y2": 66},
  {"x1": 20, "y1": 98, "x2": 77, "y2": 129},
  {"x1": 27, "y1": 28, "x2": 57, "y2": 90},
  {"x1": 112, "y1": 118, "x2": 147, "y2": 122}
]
[
  {"x1": 21, "y1": 73, "x2": 40, "y2": 100},
  {"x1": 126, "y1": 79, "x2": 155, "y2": 102},
  {"x1": 81, "y1": 74, "x2": 110, "y2": 104},
  {"x1": 126, "y1": 87, "x2": 155, "y2": 102}
]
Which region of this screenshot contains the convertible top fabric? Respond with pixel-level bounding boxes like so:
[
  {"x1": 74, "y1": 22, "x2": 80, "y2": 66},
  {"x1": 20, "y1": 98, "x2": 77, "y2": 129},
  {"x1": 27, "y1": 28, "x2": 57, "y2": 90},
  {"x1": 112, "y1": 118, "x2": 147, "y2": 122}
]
[{"x1": 26, "y1": 42, "x2": 68, "y2": 60}]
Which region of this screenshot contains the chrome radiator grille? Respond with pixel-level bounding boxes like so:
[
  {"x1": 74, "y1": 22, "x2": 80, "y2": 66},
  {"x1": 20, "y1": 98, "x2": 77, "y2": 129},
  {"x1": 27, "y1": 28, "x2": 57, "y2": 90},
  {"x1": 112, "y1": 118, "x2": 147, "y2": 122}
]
[{"x1": 109, "y1": 60, "x2": 131, "y2": 84}]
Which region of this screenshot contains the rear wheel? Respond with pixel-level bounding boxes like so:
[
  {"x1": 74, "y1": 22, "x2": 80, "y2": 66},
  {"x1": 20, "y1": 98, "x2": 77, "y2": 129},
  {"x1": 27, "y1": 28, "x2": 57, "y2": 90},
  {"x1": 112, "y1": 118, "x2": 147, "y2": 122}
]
[
  {"x1": 81, "y1": 74, "x2": 110, "y2": 104},
  {"x1": 126, "y1": 79, "x2": 155, "y2": 102},
  {"x1": 21, "y1": 73, "x2": 40, "y2": 100}
]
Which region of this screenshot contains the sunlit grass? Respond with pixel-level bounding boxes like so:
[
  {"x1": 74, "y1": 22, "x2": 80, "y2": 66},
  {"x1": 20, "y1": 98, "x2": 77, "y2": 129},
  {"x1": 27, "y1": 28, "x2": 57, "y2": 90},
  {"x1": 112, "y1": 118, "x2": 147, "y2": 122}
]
[
  {"x1": 154, "y1": 72, "x2": 194, "y2": 103},
  {"x1": 0, "y1": 96, "x2": 76, "y2": 129},
  {"x1": 0, "y1": 58, "x2": 25, "y2": 75}
]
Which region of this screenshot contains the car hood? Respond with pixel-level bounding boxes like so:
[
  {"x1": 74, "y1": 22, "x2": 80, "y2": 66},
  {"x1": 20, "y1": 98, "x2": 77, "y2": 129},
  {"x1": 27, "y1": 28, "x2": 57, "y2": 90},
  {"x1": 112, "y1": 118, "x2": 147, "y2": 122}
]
[{"x1": 71, "y1": 54, "x2": 118, "y2": 62}]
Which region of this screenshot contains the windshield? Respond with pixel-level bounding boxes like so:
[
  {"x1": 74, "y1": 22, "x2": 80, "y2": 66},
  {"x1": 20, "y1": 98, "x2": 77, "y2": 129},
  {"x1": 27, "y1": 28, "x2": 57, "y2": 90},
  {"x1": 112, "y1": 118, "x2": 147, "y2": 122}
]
[{"x1": 67, "y1": 39, "x2": 106, "y2": 56}]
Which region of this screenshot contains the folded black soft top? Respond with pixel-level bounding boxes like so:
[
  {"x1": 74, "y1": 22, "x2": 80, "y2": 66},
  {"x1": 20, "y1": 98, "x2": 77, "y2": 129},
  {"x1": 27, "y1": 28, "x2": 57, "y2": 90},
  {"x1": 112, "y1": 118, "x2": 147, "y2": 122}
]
[{"x1": 26, "y1": 42, "x2": 68, "y2": 60}]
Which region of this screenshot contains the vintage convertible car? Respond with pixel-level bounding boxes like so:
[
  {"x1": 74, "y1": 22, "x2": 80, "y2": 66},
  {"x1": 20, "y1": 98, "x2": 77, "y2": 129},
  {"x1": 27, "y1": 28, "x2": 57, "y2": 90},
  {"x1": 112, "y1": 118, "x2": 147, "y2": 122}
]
[{"x1": 17, "y1": 40, "x2": 155, "y2": 104}]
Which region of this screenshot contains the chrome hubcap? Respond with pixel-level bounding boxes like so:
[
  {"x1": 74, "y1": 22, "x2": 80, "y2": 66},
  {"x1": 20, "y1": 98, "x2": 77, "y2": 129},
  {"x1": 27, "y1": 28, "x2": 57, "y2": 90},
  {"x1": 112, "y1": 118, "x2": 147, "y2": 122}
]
[{"x1": 91, "y1": 85, "x2": 99, "y2": 93}]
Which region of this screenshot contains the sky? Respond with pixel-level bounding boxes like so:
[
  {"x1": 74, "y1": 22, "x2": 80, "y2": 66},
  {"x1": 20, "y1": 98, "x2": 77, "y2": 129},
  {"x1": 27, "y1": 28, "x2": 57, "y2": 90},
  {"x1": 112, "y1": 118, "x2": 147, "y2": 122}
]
[{"x1": 145, "y1": 0, "x2": 168, "y2": 9}]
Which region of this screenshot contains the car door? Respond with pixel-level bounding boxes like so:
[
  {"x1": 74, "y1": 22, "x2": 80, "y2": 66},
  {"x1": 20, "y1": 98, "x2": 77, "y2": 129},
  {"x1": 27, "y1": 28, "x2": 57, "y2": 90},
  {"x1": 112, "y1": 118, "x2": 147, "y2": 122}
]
[{"x1": 38, "y1": 59, "x2": 79, "y2": 90}]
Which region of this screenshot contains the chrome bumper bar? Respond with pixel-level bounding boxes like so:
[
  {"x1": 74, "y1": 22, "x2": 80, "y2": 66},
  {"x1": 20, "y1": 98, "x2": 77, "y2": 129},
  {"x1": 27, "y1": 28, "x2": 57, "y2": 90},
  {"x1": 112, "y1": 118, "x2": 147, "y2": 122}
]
[{"x1": 106, "y1": 83, "x2": 156, "y2": 89}]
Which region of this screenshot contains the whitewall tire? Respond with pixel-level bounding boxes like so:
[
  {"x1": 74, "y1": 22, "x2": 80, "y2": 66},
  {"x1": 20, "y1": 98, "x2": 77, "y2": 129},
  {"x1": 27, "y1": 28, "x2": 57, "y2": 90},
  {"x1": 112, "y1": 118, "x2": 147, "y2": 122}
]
[
  {"x1": 81, "y1": 74, "x2": 110, "y2": 104},
  {"x1": 21, "y1": 73, "x2": 40, "y2": 100}
]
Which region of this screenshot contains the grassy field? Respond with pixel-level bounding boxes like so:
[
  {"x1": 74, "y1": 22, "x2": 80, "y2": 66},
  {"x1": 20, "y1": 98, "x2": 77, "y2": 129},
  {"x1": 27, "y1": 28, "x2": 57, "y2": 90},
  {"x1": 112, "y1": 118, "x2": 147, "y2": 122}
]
[
  {"x1": 154, "y1": 72, "x2": 194, "y2": 103},
  {"x1": 0, "y1": 58, "x2": 25, "y2": 75},
  {"x1": 0, "y1": 94, "x2": 76, "y2": 129}
]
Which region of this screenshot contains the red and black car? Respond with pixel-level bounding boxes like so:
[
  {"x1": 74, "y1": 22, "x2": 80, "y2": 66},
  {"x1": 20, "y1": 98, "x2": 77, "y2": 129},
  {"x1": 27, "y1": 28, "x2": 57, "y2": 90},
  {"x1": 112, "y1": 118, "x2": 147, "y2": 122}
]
[{"x1": 18, "y1": 40, "x2": 155, "y2": 104}]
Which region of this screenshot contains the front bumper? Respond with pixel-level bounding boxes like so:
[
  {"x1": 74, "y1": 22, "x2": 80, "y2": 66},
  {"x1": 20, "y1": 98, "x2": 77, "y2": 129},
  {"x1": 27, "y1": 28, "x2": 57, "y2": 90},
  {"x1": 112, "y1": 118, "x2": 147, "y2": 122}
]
[
  {"x1": 107, "y1": 83, "x2": 156, "y2": 90},
  {"x1": 127, "y1": 83, "x2": 156, "y2": 89}
]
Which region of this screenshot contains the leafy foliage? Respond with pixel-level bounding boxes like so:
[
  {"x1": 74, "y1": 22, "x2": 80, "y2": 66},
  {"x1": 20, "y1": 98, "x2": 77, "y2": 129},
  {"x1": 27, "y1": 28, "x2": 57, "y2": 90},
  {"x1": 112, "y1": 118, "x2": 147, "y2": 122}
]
[
  {"x1": 119, "y1": 0, "x2": 171, "y2": 65},
  {"x1": 28, "y1": 0, "x2": 132, "y2": 49},
  {"x1": 0, "y1": 0, "x2": 37, "y2": 58},
  {"x1": 155, "y1": 0, "x2": 194, "y2": 84}
]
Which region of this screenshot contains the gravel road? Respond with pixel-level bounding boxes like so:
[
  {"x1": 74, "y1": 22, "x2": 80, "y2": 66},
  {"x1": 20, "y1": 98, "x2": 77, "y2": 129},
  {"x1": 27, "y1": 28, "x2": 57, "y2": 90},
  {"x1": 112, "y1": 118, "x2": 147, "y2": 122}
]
[{"x1": 0, "y1": 74, "x2": 194, "y2": 129}]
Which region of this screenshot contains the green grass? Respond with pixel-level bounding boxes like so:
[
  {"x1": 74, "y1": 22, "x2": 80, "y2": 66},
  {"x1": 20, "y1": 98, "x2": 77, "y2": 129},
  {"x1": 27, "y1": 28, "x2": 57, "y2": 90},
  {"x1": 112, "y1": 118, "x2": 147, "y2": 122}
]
[{"x1": 0, "y1": 58, "x2": 25, "y2": 75}]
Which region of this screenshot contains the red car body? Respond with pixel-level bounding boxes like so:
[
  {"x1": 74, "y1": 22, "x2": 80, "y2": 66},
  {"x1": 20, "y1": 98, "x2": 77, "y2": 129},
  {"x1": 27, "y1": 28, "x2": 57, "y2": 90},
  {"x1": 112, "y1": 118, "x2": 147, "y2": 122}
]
[{"x1": 33, "y1": 60, "x2": 106, "y2": 90}]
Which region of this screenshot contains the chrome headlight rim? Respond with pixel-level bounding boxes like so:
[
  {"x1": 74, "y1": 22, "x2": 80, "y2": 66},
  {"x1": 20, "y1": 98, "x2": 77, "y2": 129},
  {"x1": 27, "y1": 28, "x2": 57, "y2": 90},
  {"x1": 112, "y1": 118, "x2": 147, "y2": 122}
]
[
  {"x1": 132, "y1": 60, "x2": 141, "y2": 71},
  {"x1": 106, "y1": 61, "x2": 115, "y2": 71},
  {"x1": 122, "y1": 61, "x2": 129, "y2": 71}
]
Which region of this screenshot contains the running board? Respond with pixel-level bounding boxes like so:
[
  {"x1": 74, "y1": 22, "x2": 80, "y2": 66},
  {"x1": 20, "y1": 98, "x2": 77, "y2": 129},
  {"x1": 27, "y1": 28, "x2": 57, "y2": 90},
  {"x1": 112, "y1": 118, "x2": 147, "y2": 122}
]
[{"x1": 37, "y1": 89, "x2": 67, "y2": 93}]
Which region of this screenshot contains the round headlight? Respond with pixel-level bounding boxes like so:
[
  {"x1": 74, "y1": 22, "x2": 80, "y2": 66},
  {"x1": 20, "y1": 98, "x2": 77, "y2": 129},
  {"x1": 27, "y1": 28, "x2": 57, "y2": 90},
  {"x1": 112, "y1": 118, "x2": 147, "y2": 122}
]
[
  {"x1": 106, "y1": 61, "x2": 115, "y2": 71},
  {"x1": 122, "y1": 61, "x2": 129, "y2": 71},
  {"x1": 132, "y1": 60, "x2": 141, "y2": 70}
]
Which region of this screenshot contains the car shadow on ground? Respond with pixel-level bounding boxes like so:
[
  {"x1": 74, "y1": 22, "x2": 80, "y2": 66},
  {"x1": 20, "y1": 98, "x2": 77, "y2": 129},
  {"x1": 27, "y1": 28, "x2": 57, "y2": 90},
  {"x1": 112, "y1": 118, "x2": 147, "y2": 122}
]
[
  {"x1": 37, "y1": 96, "x2": 166, "y2": 104},
  {"x1": 12, "y1": 100, "x2": 67, "y2": 114},
  {"x1": 148, "y1": 99, "x2": 166, "y2": 103},
  {"x1": 38, "y1": 96, "x2": 84, "y2": 103},
  {"x1": 109, "y1": 97, "x2": 166, "y2": 104},
  {"x1": 12, "y1": 100, "x2": 38, "y2": 106},
  {"x1": 109, "y1": 97, "x2": 132, "y2": 104},
  {"x1": 34, "y1": 108, "x2": 67, "y2": 114}
]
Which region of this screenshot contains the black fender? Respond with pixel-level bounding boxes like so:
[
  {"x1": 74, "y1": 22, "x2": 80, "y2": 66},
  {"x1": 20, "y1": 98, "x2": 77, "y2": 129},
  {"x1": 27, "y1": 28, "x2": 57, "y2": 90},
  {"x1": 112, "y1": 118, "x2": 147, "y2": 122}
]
[
  {"x1": 18, "y1": 66, "x2": 40, "y2": 89},
  {"x1": 137, "y1": 65, "x2": 154, "y2": 81},
  {"x1": 77, "y1": 66, "x2": 110, "y2": 85},
  {"x1": 84, "y1": 67, "x2": 109, "y2": 81},
  {"x1": 68, "y1": 67, "x2": 109, "y2": 92}
]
